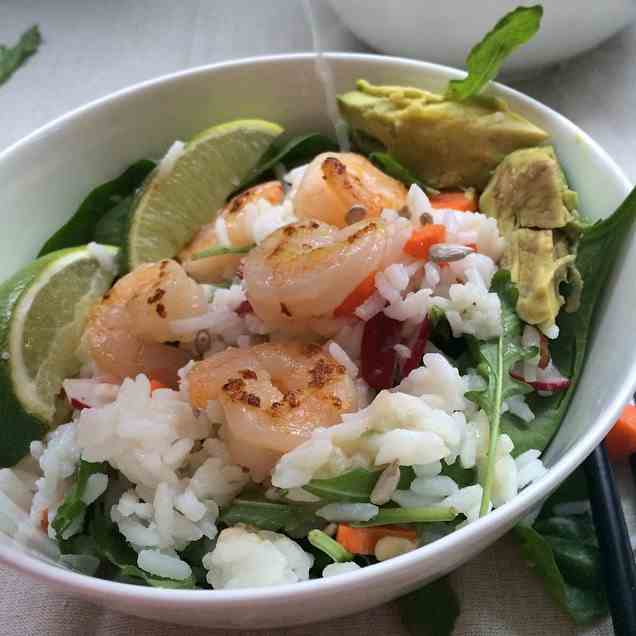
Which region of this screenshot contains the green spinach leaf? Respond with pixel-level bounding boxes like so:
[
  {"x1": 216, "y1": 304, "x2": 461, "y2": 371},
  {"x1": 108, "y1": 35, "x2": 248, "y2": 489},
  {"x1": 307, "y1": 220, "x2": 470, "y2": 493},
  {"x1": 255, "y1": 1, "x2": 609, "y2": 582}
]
[
  {"x1": 516, "y1": 519, "x2": 607, "y2": 624},
  {"x1": 368, "y1": 152, "x2": 438, "y2": 195},
  {"x1": 233, "y1": 132, "x2": 337, "y2": 194},
  {"x1": 446, "y1": 6, "x2": 542, "y2": 101},
  {"x1": 503, "y1": 187, "x2": 636, "y2": 455},
  {"x1": 51, "y1": 460, "x2": 107, "y2": 538},
  {"x1": 38, "y1": 159, "x2": 155, "y2": 255},
  {"x1": 398, "y1": 576, "x2": 460, "y2": 636},
  {"x1": 466, "y1": 271, "x2": 533, "y2": 514},
  {"x1": 0, "y1": 25, "x2": 41, "y2": 87}
]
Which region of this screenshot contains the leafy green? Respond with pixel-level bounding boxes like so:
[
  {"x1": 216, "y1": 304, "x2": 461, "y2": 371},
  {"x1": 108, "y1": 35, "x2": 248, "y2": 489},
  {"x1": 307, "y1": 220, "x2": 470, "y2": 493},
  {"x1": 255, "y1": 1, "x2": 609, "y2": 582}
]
[
  {"x1": 93, "y1": 196, "x2": 133, "y2": 247},
  {"x1": 503, "y1": 186, "x2": 636, "y2": 455},
  {"x1": 440, "y1": 462, "x2": 475, "y2": 489},
  {"x1": 305, "y1": 467, "x2": 414, "y2": 503},
  {"x1": 192, "y1": 243, "x2": 254, "y2": 260},
  {"x1": 38, "y1": 159, "x2": 155, "y2": 256},
  {"x1": 0, "y1": 25, "x2": 41, "y2": 87},
  {"x1": 308, "y1": 529, "x2": 353, "y2": 562},
  {"x1": 466, "y1": 271, "x2": 533, "y2": 513},
  {"x1": 368, "y1": 152, "x2": 438, "y2": 195},
  {"x1": 446, "y1": 6, "x2": 543, "y2": 101},
  {"x1": 219, "y1": 495, "x2": 320, "y2": 537},
  {"x1": 398, "y1": 576, "x2": 460, "y2": 636},
  {"x1": 355, "y1": 507, "x2": 457, "y2": 527},
  {"x1": 89, "y1": 502, "x2": 197, "y2": 589},
  {"x1": 516, "y1": 518, "x2": 607, "y2": 624},
  {"x1": 51, "y1": 460, "x2": 107, "y2": 538},
  {"x1": 233, "y1": 132, "x2": 338, "y2": 194}
]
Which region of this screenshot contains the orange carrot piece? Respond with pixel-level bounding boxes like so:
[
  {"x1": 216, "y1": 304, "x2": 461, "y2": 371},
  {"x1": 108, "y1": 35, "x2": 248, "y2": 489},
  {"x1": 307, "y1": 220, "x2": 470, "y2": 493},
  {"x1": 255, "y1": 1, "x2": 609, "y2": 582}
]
[
  {"x1": 430, "y1": 190, "x2": 477, "y2": 212},
  {"x1": 149, "y1": 379, "x2": 168, "y2": 393},
  {"x1": 403, "y1": 224, "x2": 447, "y2": 259},
  {"x1": 334, "y1": 272, "x2": 376, "y2": 317},
  {"x1": 336, "y1": 524, "x2": 417, "y2": 555},
  {"x1": 605, "y1": 404, "x2": 636, "y2": 461}
]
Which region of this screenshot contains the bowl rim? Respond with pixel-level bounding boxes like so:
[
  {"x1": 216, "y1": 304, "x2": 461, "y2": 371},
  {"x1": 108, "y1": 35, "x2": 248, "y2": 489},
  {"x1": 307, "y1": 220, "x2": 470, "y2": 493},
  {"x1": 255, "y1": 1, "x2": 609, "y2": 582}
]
[{"x1": 0, "y1": 51, "x2": 633, "y2": 606}]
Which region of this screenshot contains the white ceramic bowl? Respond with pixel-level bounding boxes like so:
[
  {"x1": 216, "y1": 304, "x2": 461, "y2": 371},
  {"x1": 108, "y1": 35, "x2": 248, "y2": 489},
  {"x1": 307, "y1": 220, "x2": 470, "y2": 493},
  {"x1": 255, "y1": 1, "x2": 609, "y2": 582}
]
[
  {"x1": 0, "y1": 54, "x2": 634, "y2": 629},
  {"x1": 330, "y1": 0, "x2": 636, "y2": 75}
]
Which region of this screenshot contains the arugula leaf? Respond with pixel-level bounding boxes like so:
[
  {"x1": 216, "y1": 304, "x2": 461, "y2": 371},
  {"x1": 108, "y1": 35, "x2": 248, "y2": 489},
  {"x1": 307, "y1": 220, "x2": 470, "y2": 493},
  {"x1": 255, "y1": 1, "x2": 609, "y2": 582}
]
[
  {"x1": 308, "y1": 529, "x2": 353, "y2": 562},
  {"x1": 0, "y1": 25, "x2": 41, "y2": 87},
  {"x1": 192, "y1": 243, "x2": 254, "y2": 260},
  {"x1": 233, "y1": 132, "x2": 338, "y2": 194},
  {"x1": 93, "y1": 195, "x2": 133, "y2": 247},
  {"x1": 51, "y1": 460, "x2": 107, "y2": 538},
  {"x1": 368, "y1": 152, "x2": 438, "y2": 195},
  {"x1": 466, "y1": 271, "x2": 533, "y2": 514},
  {"x1": 38, "y1": 159, "x2": 155, "y2": 256},
  {"x1": 516, "y1": 520, "x2": 607, "y2": 624},
  {"x1": 305, "y1": 467, "x2": 414, "y2": 503},
  {"x1": 219, "y1": 495, "x2": 321, "y2": 537},
  {"x1": 398, "y1": 576, "x2": 460, "y2": 636},
  {"x1": 446, "y1": 6, "x2": 543, "y2": 101},
  {"x1": 89, "y1": 502, "x2": 197, "y2": 589},
  {"x1": 503, "y1": 187, "x2": 636, "y2": 455}
]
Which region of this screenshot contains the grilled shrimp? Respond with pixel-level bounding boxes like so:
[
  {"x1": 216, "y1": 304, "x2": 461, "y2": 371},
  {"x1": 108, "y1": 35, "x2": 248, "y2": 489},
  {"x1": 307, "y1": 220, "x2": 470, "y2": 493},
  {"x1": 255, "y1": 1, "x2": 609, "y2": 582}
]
[
  {"x1": 188, "y1": 342, "x2": 358, "y2": 479},
  {"x1": 293, "y1": 153, "x2": 407, "y2": 226},
  {"x1": 83, "y1": 259, "x2": 207, "y2": 386},
  {"x1": 243, "y1": 218, "x2": 401, "y2": 333},
  {"x1": 179, "y1": 181, "x2": 285, "y2": 283}
]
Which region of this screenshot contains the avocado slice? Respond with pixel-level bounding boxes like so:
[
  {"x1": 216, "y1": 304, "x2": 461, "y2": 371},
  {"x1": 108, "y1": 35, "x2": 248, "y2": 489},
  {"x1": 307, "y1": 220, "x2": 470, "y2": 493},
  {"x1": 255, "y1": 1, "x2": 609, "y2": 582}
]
[
  {"x1": 480, "y1": 146, "x2": 582, "y2": 330},
  {"x1": 480, "y1": 146, "x2": 578, "y2": 235},
  {"x1": 337, "y1": 79, "x2": 548, "y2": 189}
]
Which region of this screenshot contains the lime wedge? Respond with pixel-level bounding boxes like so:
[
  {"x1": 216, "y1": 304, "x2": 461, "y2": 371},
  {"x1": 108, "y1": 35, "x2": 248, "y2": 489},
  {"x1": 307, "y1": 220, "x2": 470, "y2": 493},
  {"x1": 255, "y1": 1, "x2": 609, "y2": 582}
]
[
  {"x1": 0, "y1": 245, "x2": 118, "y2": 466},
  {"x1": 126, "y1": 119, "x2": 284, "y2": 269}
]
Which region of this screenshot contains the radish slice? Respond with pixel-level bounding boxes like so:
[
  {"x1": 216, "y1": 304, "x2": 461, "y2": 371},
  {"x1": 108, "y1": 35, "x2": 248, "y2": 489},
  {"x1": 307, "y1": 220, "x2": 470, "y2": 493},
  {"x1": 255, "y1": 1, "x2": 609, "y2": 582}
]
[
  {"x1": 399, "y1": 318, "x2": 432, "y2": 380},
  {"x1": 360, "y1": 312, "x2": 402, "y2": 389},
  {"x1": 510, "y1": 360, "x2": 570, "y2": 393}
]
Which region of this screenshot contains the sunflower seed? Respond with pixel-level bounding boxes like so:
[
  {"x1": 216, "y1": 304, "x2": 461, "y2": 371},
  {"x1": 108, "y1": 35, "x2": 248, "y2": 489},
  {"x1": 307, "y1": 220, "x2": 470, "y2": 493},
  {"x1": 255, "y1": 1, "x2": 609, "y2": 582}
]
[
  {"x1": 419, "y1": 212, "x2": 433, "y2": 226},
  {"x1": 429, "y1": 243, "x2": 475, "y2": 263},
  {"x1": 345, "y1": 205, "x2": 367, "y2": 225},
  {"x1": 194, "y1": 329, "x2": 212, "y2": 359},
  {"x1": 370, "y1": 460, "x2": 401, "y2": 505}
]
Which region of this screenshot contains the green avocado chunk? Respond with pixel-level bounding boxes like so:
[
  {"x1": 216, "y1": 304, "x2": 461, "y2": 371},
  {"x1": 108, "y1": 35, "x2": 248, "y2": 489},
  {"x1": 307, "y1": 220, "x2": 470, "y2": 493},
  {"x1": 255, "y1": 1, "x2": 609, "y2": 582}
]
[
  {"x1": 337, "y1": 79, "x2": 549, "y2": 189},
  {"x1": 480, "y1": 146, "x2": 581, "y2": 330},
  {"x1": 480, "y1": 146, "x2": 578, "y2": 235}
]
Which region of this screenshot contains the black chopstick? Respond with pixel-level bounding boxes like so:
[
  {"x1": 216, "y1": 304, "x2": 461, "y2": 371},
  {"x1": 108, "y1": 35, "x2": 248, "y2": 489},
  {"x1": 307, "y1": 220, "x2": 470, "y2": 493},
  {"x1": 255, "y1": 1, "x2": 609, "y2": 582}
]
[{"x1": 583, "y1": 443, "x2": 636, "y2": 636}]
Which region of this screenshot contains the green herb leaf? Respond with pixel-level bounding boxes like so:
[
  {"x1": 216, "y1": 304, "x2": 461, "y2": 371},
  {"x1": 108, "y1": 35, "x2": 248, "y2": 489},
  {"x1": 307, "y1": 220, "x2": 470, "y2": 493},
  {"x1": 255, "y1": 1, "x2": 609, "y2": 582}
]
[
  {"x1": 446, "y1": 6, "x2": 543, "y2": 101},
  {"x1": 233, "y1": 132, "x2": 338, "y2": 194},
  {"x1": 88, "y1": 501, "x2": 197, "y2": 589},
  {"x1": 219, "y1": 495, "x2": 321, "y2": 537},
  {"x1": 355, "y1": 506, "x2": 457, "y2": 527},
  {"x1": 308, "y1": 529, "x2": 353, "y2": 562},
  {"x1": 503, "y1": 187, "x2": 636, "y2": 455},
  {"x1": 398, "y1": 576, "x2": 460, "y2": 636},
  {"x1": 51, "y1": 460, "x2": 107, "y2": 538},
  {"x1": 305, "y1": 467, "x2": 414, "y2": 503},
  {"x1": 93, "y1": 195, "x2": 134, "y2": 247},
  {"x1": 38, "y1": 159, "x2": 155, "y2": 256},
  {"x1": 368, "y1": 152, "x2": 438, "y2": 195},
  {"x1": 466, "y1": 271, "x2": 533, "y2": 514},
  {"x1": 516, "y1": 520, "x2": 607, "y2": 624},
  {"x1": 191, "y1": 243, "x2": 254, "y2": 260},
  {"x1": 0, "y1": 25, "x2": 41, "y2": 87}
]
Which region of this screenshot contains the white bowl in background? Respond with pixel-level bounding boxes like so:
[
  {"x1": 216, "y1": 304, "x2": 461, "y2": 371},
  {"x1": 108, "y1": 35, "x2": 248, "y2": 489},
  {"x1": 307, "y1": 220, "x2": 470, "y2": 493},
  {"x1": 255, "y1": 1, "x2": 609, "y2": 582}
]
[
  {"x1": 330, "y1": 0, "x2": 636, "y2": 75},
  {"x1": 0, "y1": 53, "x2": 634, "y2": 629}
]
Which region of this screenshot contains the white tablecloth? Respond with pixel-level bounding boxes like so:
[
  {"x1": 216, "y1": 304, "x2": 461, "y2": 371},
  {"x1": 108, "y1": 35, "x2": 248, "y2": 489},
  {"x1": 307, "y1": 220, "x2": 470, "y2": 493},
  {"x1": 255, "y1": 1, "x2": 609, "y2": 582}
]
[{"x1": 1, "y1": 1, "x2": 635, "y2": 634}]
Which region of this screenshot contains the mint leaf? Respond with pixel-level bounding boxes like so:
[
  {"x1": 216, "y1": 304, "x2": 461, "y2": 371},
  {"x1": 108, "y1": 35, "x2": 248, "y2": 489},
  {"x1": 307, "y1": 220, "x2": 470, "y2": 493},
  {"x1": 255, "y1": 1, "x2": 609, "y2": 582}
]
[
  {"x1": 0, "y1": 25, "x2": 41, "y2": 87},
  {"x1": 446, "y1": 6, "x2": 543, "y2": 101},
  {"x1": 51, "y1": 460, "x2": 106, "y2": 537},
  {"x1": 466, "y1": 271, "x2": 533, "y2": 514},
  {"x1": 398, "y1": 576, "x2": 460, "y2": 636}
]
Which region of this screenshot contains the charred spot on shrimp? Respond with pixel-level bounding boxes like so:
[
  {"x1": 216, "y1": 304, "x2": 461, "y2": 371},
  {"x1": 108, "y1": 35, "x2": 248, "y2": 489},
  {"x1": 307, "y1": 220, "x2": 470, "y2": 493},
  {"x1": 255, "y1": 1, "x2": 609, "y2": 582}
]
[
  {"x1": 239, "y1": 369, "x2": 258, "y2": 380},
  {"x1": 284, "y1": 391, "x2": 301, "y2": 408},
  {"x1": 283, "y1": 225, "x2": 297, "y2": 237},
  {"x1": 322, "y1": 157, "x2": 347, "y2": 178},
  {"x1": 155, "y1": 303, "x2": 167, "y2": 318},
  {"x1": 331, "y1": 395, "x2": 343, "y2": 409},
  {"x1": 347, "y1": 221, "x2": 377, "y2": 244},
  {"x1": 303, "y1": 343, "x2": 322, "y2": 357},
  {"x1": 246, "y1": 393, "x2": 261, "y2": 407},
  {"x1": 222, "y1": 377, "x2": 246, "y2": 396},
  {"x1": 147, "y1": 288, "x2": 166, "y2": 305},
  {"x1": 280, "y1": 303, "x2": 292, "y2": 317},
  {"x1": 309, "y1": 358, "x2": 340, "y2": 388}
]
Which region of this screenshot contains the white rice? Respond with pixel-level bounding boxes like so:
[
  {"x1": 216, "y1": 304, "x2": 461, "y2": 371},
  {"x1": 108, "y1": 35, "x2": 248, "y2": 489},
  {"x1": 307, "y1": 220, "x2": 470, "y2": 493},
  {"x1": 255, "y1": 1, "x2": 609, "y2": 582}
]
[
  {"x1": 316, "y1": 502, "x2": 378, "y2": 522},
  {"x1": 137, "y1": 549, "x2": 192, "y2": 581},
  {"x1": 326, "y1": 341, "x2": 358, "y2": 378},
  {"x1": 323, "y1": 561, "x2": 361, "y2": 577}
]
